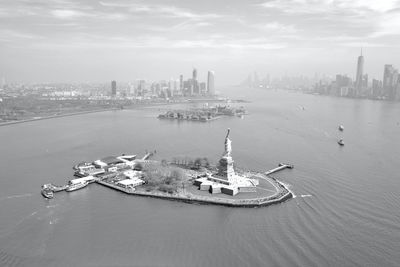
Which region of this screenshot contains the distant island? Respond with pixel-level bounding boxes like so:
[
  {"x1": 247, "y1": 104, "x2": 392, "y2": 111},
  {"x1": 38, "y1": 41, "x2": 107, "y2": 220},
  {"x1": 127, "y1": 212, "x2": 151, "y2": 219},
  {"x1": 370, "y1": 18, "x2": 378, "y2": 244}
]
[
  {"x1": 158, "y1": 105, "x2": 247, "y2": 122},
  {"x1": 42, "y1": 129, "x2": 293, "y2": 207}
]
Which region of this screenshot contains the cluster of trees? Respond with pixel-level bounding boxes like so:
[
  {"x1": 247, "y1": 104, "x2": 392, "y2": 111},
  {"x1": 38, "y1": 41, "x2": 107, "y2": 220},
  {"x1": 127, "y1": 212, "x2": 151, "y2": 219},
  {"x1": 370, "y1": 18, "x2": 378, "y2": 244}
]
[
  {"x1": 171, "y1": 157, "x2": 210, "y2": 170},
  {"x1": 141, "y1": 163, "x2": 186, "y2": 194}
]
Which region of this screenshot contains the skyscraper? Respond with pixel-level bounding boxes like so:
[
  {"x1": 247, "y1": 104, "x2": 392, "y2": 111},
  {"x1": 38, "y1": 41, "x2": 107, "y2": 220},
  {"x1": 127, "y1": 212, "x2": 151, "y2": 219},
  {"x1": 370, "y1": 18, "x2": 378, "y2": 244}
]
[
  {"x1": 192, "y1": 68, "x2": 198, "y2": 94},
  {"x1": 192, "y1": 68, "x2": 197, "y2": 81},
  {"x1": 111, "y1": 80, "x2": 117, "y2": 96},
  {"x1": 207, "y1": 71, "x2": 215, "y2": 95},
  {"x1": 179, "y1": 75, "x2": 183, "y2": 91},
  {"x1": 355, "y1": 50, "x2": 364, "y2": 95},
  {"x1": 383, "y1": 64, "x2": 398, "y2": 100}
]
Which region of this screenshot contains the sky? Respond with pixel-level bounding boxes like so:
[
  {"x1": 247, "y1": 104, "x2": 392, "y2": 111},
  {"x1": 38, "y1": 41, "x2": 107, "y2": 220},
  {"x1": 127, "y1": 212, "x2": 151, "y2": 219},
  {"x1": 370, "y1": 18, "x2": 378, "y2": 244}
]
[{"x1": 1, "y1": 0, "x2": 400, "y2": 85}]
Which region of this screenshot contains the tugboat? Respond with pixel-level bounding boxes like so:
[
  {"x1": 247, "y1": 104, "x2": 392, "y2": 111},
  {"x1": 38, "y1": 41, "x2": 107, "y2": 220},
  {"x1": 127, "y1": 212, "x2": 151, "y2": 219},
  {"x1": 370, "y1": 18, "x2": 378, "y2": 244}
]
[
  {"x1": 338, "y1": 125, "x2": 344, "y2": 131},
  {"x1": 41, "y1": 185, "x2": 54, "y2": 199},
  {"x1": 338, "y1": 139, "x2": 344, "y2": 146}
]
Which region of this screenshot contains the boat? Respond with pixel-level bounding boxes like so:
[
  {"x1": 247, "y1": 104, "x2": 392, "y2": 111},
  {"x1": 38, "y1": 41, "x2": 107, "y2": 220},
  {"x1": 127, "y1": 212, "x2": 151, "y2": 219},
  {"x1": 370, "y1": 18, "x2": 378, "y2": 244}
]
[
  {"x1": 338, "y1": 139, "x2": 344, "y2": 146},
  {"x1": 49, "y1": 184, "x2": 68, "y2": 192},
  {"x1": 41, "y1": 185, "x2": 54, "y2": 199},
  {"x1": 66, "y1": 180, "x2": 89, "y2": 192},
  {"x1": 338, "y1": 125, "x2": 344, "y2": 131},
  {"x1": 73, "y1": 161, "x2": 93, "y2": 171}
]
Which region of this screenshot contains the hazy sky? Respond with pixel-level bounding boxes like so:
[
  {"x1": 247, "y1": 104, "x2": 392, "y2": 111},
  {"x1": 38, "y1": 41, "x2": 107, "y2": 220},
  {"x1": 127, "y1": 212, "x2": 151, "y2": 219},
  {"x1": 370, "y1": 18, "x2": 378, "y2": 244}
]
[{"x1": 1, "y1": 0, "x2": 400, "y2": 84}]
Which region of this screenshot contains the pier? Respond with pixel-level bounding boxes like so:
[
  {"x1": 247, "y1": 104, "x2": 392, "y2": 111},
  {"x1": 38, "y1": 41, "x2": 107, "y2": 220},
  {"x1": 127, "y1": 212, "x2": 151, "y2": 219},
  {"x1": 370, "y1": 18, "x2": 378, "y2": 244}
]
[
  {"x1": 265, "y1": 163, "x2": 294, "y2": 176},
  {"x1": 141, "y1": 152, "x2": 154, "y2": 160}
]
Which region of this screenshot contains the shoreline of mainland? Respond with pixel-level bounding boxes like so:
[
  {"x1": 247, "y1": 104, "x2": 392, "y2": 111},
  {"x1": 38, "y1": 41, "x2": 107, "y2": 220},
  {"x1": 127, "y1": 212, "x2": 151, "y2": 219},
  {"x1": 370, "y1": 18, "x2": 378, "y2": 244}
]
[{"x1": 0, "y1": 98, "x2": 234, "y2": 127}]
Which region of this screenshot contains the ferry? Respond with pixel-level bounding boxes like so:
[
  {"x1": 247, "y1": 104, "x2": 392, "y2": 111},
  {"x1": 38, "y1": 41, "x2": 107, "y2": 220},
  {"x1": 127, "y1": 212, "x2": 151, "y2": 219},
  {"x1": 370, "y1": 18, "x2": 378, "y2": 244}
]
[
  {"x1": 45, "y1": 183, "x2": 68, "y2": 192},
  {"x1": 66, "y1": 179, "x2": 89, "y2": 192},
  {"x1": 338, "y1": 139, "x2": 345, "y2": 146},
  {"x1": 338, "y1": 125, "x2": 344, "y2": 131}
]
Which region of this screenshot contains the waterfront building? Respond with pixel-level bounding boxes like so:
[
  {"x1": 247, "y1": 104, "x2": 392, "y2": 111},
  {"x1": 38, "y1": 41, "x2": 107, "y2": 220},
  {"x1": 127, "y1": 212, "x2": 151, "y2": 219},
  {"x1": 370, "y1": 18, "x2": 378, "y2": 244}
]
[
  {"x1": 192, "y1": 68, "x2": 197, "y2": 81},
  {"x1": 116, "y1": 178, "x2": 144, "y2": 190},
  {"x1": 179, "y1": 75, "x2": 183, "y2": 91},
  {"x1": 192, "y1": 68, "x2": 199, "y2": 94},
  {"x1": 111, "y1": 80, "x2": 117, "y2": 96},
  {"x1": 355, "y1": 50, "x2": 364, "y2": 96},
  {"x1": 207, "y1": 71, "x2": 215, "y2": 95},
  {"x1": 194, "y1": 129, "x2": 258, "y2": 196},
  {"x1": 199, "y1": 82, "x2": 206, "y2": 94},
  {"x1": 372, "y1": 79, "x2": 382, "y2": 98},
  {"x1": 383, "y1": 64, "x2": 399, "y2": 100}
]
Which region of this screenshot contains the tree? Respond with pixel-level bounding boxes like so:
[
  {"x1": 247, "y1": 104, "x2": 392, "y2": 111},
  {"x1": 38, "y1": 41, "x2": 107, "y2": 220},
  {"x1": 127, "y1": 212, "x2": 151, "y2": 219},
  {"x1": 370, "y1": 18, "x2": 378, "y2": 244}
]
[
  {"x1": 134, "y1": 162, "x2": 143, "y2": 171},
  {"x1": 161, "y1": 159, "x2": 168, "y2": 167}
]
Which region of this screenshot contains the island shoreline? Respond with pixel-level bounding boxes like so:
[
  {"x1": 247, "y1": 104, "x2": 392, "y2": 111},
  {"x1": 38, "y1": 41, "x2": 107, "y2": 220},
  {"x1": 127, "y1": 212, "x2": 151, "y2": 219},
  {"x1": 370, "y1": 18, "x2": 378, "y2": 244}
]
[{"x1": 96, "y1": 178, "x2": 293, "y2": 208}]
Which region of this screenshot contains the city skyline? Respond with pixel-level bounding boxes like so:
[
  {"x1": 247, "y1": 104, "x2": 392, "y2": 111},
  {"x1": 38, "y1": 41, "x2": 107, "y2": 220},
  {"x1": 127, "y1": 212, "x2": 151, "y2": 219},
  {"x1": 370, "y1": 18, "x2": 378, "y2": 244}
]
[{"x1": 1, "y1": 0, "x2": 400, "y2": 84}]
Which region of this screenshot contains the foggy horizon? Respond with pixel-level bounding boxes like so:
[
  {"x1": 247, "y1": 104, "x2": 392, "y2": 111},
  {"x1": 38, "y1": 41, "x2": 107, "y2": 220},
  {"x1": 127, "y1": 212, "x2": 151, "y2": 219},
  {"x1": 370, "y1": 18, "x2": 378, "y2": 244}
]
[{"x1": 1, "y1": 0, "x2": 400, "y2": 84}]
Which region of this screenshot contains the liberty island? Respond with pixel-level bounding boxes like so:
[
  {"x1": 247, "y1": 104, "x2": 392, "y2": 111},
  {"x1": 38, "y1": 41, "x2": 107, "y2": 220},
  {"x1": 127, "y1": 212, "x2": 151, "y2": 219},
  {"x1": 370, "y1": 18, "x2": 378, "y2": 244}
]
[{"x1": 42, "y1": 129, "x2": 293, "y2": 207}]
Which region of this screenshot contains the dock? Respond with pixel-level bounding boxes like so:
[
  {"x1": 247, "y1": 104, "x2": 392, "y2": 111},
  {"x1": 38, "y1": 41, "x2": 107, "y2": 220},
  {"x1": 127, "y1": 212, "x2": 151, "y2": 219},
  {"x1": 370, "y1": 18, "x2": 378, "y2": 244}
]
[
  {"x1": 141, "y1": 152, "x2": 154, "y2": 160},
  {"x1": 265, "y1": 163, "x2": 294, "y2": 176}
]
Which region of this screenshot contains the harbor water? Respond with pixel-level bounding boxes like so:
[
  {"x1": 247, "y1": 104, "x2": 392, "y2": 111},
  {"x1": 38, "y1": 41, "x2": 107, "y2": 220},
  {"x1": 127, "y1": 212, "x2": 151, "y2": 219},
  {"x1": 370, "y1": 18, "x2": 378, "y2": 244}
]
[{"x1": 0, "y1": 88, "x2": 399, "y2": 266}]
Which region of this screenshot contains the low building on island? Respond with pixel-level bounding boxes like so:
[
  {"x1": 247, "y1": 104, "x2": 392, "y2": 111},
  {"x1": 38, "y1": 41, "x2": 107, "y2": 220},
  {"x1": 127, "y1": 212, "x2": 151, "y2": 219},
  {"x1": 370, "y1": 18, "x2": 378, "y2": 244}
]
[{"x1": 194, "y1": 129, "x2": 259, "y2": 196}]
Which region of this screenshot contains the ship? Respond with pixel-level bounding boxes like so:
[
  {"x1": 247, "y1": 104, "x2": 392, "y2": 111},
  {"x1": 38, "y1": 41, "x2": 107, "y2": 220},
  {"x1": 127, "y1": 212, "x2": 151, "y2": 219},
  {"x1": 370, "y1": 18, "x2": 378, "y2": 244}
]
[
  {"x1": 66, "y1": 179, "x2": 89, "y2": 192},
  {"x1": 338, "y1": 139, "x2": 344, "y2": 146},
  {"x1": 338, "y1": 125, "x2": 344, "y2": 131}
]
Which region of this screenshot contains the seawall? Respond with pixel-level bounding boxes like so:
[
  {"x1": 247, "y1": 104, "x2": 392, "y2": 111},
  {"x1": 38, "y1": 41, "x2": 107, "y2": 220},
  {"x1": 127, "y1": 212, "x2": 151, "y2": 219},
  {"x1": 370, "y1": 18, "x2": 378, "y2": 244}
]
[{"x1": 96, "y1": 180, "x2": 292, "y2": 208}]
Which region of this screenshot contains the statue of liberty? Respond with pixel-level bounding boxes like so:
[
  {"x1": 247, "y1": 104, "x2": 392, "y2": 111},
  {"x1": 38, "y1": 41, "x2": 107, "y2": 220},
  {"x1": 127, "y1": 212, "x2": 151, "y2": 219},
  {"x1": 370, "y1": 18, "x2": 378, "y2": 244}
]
[{"x1": 224, "y1": 128, "x2": 232, "y2": 157}]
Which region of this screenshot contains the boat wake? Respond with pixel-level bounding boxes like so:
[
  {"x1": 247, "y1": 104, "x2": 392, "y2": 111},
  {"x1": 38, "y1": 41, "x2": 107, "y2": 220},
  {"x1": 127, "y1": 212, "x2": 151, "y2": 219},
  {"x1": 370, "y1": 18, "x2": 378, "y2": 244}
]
[
  {"x1": 279, "y1": 180, "x2": 296, "y2": 199},
  {"x1": 301, "y1": 194, "x2": 313, "y2": 198},
  {"x1": 0, "y1": 193, "x2": 32, "y2": 201}
]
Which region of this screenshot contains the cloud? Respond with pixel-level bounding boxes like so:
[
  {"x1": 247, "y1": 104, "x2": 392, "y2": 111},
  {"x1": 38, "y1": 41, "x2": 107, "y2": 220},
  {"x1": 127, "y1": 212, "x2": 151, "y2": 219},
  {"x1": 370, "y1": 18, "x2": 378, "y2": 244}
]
[
  {"x1": 259, "y1": 0, "x2": 400, "y2": 14},
  {"x1": 0, "y1": 29, "x2": 43, "y2": 42},
  {"x1": 51, "y1": 9, "x2": 89, "y2": 19},
  {"x1": 254, "y1": 22, "x2": 297, "y2": 33},
  {"x1": 99, "y1": 1, "x2": 222, "y2": 20},
  {"x1": 26, "y1": 33, "x2": 287, "y2": 51},
  {"x1": 370, "y1": 12, "x2": 400, "y2": 37},
  {"x1": 337, "y1": 0, "x2": 399, "y2": 13}
]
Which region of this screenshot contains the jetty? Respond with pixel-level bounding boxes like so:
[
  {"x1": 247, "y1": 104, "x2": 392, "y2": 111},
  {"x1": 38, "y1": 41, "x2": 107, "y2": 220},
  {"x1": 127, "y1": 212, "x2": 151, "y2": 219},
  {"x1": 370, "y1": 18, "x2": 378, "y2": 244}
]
[{"x1": 265, "y1": 163, "x2": 294, "y2": 176}]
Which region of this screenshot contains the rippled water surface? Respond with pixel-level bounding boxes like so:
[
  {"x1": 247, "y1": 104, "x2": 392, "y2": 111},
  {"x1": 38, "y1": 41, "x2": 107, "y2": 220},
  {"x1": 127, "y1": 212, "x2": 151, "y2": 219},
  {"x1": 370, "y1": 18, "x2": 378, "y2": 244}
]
[{"x1": 0, "y1": 88, "x2": 399, "y2": 266}]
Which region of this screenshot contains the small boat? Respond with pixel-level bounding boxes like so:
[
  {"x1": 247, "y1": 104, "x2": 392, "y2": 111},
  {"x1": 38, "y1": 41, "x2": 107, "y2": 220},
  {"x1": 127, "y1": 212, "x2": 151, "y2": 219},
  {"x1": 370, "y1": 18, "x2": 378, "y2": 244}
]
[
  {"x1": 338, "y1": 125, "x2": 344, "y2": 131},
  {"x1": 41, "y1": 187, "x2": 54, "y2": 199},
  {"x1": 66, "y1": 180, "x2": 89, "y2": 192},
  {"x1": 338, "y1": 139, "x2": 344, "y2": 146}
]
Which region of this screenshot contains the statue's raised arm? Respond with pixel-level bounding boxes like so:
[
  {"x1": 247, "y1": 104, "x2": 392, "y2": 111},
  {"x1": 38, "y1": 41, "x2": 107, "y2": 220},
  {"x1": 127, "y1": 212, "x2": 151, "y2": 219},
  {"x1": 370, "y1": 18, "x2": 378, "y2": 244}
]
[{"x1": 225, "y1": 128, "x2": 230, "y2": 140}]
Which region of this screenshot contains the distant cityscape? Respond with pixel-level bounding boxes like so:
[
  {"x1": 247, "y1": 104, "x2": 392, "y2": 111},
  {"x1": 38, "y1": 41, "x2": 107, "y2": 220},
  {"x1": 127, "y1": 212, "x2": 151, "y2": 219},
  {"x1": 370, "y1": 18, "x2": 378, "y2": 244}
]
[
  {"x1": 244, "y1": 53, "x2": 400, "y2": 102},
  {"x1": 0, "y1": 68, "x2": 216, "y2": 123},
  {"x1": 0, "y1": 68, "x2": 215, "y2": 101}
]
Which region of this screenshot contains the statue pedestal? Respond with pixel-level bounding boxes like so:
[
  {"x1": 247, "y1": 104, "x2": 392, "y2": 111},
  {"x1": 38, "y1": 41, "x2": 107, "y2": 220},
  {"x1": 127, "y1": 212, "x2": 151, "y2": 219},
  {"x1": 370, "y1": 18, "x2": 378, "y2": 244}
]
[{"x1": 217, "y1": 156, "x2": 235, "y2": 182}]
